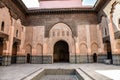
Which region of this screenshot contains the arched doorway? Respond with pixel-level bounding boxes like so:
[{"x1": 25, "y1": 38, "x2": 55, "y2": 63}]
[
  {"x1": 27, "y1": 53, "x2": 31, "y2": 63},
  {"x1": 0, "y1": 38, "x2": 3, "y2": 56},
  {"x1": 93, "y1": 53, "x2": 97, "y2": 62},
  {"x1": 53, "y1": 40, "x2": 69, "y2": 63}
]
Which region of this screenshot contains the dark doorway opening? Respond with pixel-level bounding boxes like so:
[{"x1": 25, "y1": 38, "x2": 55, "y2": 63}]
[
  {"x1": 0, "y1": 38, "x2": 3, "y2": 65},
  {"x1": 0, "y1": 38, "x2": 3, "y2": 56},
  {"x1": 106, "y1": 41, "x2": 113, "y2": 64},
  {"x1": 93, "y1": 53, "x2": 97, "y2": 62},
  {"x1": 27, "y1": 53, "x2": 31, "y2": 63},
  {"x1": 11, "y1": 42, "x2": 18, "y2": 64},
  {"x1": 54, "y1": 40, "x2": 69, "y2": 63}
]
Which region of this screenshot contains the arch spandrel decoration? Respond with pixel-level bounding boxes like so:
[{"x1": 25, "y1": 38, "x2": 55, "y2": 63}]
[
  {"x1": 25, "y1": 44, "x2": 32, "y2": 54},
  {"x1": 36, "y1": 43, "x2": 43, "y2": 55},
  {"x1": 91, "y1": 43, "x2": 98, "y2": 54},
  {"x1": 80, "y1": 43, "x2": 87, "y2": 55},
  {"x1": 49, "y1": 23, "x2": 72, "y2": 37},
  {"x1": 111, "y1": 2, "x2": 120, "y2": 30}
]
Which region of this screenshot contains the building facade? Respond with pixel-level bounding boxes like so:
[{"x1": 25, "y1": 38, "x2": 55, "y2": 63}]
[{"x1": 0, "y1": 0, "x2": 120, "y2": 66}]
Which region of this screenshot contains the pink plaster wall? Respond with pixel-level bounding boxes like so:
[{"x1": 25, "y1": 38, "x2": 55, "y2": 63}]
[{"x1": 39, "y1": 0, "x2": 82, "y2": 8}]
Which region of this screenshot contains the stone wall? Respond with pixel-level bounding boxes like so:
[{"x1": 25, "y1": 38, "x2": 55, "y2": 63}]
[
  {"x1": 26, "y1": 12, "x2": 97, "y2": 37},
  {"x1": 24, "y1": 12, "x2": 102, "y2": 63},
  {"x1": 0, "y1": 0, "x2": 26, "y2": 23}
]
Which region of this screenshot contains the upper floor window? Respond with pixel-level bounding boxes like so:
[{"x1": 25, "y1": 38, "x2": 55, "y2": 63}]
[
  {"x1": 1, "y1": 21, "x2": 5, "y2": 31},
  {"x1": 67, "y1": 31, "x2": 69, "y2": 36},
  {"x1": 16, "y1": 30, "x2": 19, "y2": 37},
  {"x1": 105, "y1": 28, "x2": 107, "y2": 35}
]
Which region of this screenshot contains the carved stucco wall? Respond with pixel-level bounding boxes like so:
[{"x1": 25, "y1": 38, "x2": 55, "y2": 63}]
[
  {"x1": 27, "y1": 12, "x2": 97, "y2": 37},
  {"x1": 0, "y1": 7, "x2": 11, "y2": 35}
]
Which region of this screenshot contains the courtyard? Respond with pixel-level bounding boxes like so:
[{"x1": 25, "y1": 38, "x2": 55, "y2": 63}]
[
  {"x1": 1, "y1": 0, "x2": 120, "y2": 80},
  {"x1": 0, "y1": 63, "x2": 120, "y2": 80}
]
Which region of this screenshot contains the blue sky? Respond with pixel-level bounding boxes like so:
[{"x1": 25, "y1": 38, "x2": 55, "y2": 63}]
[{"x1": 82, "y1": 0, "x2": 97, "y2": 6}]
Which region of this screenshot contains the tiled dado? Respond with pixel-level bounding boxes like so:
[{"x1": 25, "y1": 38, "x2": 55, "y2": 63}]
[
  {"x1": 88, "y1": 55, "x2": 94, "y2": 63},
  {"x1": 79, "y1": 55, "x2": 90, "y2": 63},
  {"x1": 31, "y1": 56, "x2": 43, "y2": 64},
  {"x1": 1, "y1": 56, "x2": 11, "y2": 66},
  {"x1": 31, "y1": 55, "x2": 52, "y2": 64},
  {"x1": 16, "y1": 55, "x2": 26, "y2": 64},
  {"x1": 1, "y1": 54, "x2": 120, "y2": 65},
  {"x1": 70, "y1": 55, "x2": 93, "y2": 63},
  {"x1": 76, "y1": 54, "x2": 108, "y2": 63},
  {"x1": 112, "y1": 54, "x2": 120, "y2": 65},
  {"x1": 70, "y1": 55, "x2": 76, "y2": 63},
  {"x1": 43, "y1": 56, "x2": 52, "y2": 64},
  {"x1": 97, "y1": 54, "x2": 107, "y2": 63}
]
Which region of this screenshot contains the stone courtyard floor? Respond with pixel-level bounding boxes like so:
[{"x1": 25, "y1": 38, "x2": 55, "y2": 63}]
[{"x1": 0, "y1": 63, "x2": 120, "y2": 80}]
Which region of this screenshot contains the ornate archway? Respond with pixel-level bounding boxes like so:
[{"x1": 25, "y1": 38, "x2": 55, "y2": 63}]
[
  {"x1": 53, "y1": 40, "x2": 69, "y2": 62},
  {"x1": 48, "y1": 22, "x2": 75, "y2": 63}
]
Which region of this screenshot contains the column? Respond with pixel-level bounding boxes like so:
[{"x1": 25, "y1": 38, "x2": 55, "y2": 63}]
[
  {"x1": 108, "y1": 14, "x2": 119, "y2": 65},
  {"x1": 2, "y1": 39, "x2": 11, "y2": 65},
  {"x1": 97, "y1": 24, "x2": 107, "y2": 63},
  {"x1": 31, "y1": 48, "x2": 37, "y2": 64},
  {"x1": 108, "y1": 15, "x2": 116, "y2": 53},
  {"x1": 75, "y1": 37, "x2": 80, "y2": 63},
  {"x1": 16, "y1": 26, "x2": 26, "y2": 64},
  {"x1": 2, "y1": 18, "x2": 15, "y2": 66},
  {"x1": 86, "y1": 25, "x2": 91, "y2": 62},
  {"x1": 43, "y1": 39, "x2": 52, "y2": 64}
]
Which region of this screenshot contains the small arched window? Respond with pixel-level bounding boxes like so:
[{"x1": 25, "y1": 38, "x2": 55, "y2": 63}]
[
  {"x1": 1, "y1": 21, "x2": 5, "y2": 31},
  {"x1": 53, "y1": 31, "x2": 55, "y2": 36},
  {"x1": 118, "y1": 19, "x2": 120, "y2": 28},
  {"x1": 16, "y1": 30, "x2": 18, "y2": 37},
  {"x1": 67, "y1": 31, "x2": 69, "y2": 36},
  {"x1": 57, "y1": 31, "x2": 60, "y2": 36},
  {"x1": 22, "y1": 27, "x2": 24, "y2": 32},
  {"x1": 105, "y1": 28, "x2": 107, "y2": 35}
]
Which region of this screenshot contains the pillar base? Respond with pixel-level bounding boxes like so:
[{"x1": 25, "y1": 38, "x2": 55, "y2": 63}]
[{"x1": 2, "y1": 56, "x2": 11, "y2": 66}]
